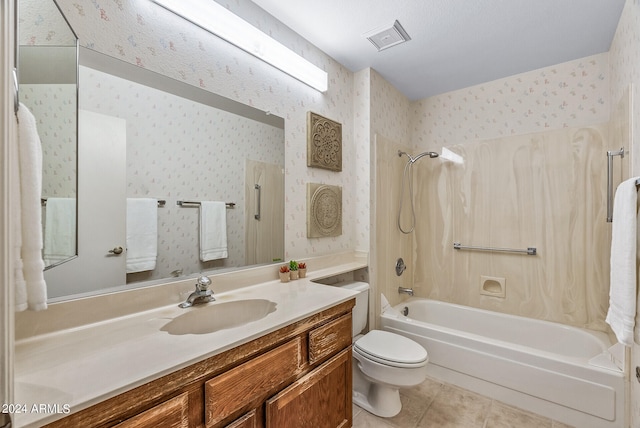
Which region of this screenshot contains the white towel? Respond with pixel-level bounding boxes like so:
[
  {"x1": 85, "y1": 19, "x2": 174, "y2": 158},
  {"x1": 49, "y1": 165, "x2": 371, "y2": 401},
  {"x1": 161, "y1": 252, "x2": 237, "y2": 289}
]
[
  {"x1": 200, "y1": 201, "x2": 228, "y2": 261},
  {"x1": 126, "y1": 198, "x2": 158, "y2": 273},
  {"x1": 15, "y1": 103, "x2": 47, "y2": 311},
  {"x1": 43, "y1": 198, "x2": 76, "y2": 266},
  {"x1": 605, "y1": 177, "x2": 639, "y2": 346}
]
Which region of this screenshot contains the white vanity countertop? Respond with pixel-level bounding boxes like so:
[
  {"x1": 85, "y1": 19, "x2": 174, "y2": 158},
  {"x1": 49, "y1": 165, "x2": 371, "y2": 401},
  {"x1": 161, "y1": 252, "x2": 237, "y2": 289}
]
[{"x1": 14, "y1": 267, "x2": 363, "y2": 427}]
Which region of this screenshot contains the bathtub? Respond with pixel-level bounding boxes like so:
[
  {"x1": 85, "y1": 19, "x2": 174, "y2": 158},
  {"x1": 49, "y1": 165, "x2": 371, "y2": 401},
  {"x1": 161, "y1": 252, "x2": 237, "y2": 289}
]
[{"x1": 380, "y1": 299, "x2": 626, "y2": 428}]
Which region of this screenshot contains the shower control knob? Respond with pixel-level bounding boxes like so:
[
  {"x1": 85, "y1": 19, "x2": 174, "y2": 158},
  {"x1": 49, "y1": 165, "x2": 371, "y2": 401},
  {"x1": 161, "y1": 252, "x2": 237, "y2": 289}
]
[{"x1": 395, "y1": 258, "x2": 406, "y2": 276}]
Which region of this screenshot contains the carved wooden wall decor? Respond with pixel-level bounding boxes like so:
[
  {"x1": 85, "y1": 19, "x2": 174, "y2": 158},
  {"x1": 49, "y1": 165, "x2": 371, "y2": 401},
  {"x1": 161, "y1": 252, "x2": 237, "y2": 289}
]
[
  {"x1": 307, "y1": 112, "x2": 342, "y2": 172},
  {"x1": 307, "y1": 183, "x2": 342, "y2": 238}
]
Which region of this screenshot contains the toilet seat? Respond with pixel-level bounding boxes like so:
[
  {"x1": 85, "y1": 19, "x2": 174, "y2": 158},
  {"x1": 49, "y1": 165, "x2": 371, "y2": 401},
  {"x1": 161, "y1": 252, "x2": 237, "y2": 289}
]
[{"x1": 354, "y1": 330, "x2": 428, "y2": 368}]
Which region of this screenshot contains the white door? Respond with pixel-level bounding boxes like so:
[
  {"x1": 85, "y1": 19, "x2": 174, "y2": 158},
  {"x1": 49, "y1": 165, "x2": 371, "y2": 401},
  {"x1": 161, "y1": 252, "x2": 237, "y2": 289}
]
[{"x1": 44, "y1": 109, "x2": 126, "y2": 297}]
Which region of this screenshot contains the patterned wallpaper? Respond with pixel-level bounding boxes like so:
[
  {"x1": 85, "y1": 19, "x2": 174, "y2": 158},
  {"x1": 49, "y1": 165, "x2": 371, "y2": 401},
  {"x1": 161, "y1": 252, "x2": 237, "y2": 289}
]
[
  {"x1": 19, "y1": 84, "x2": 76, "y2": 198},
  {"x1": 53, "y1": 0, "x2": 358, "y2": 265},
  {"x1": 19, "y1": 0, "x2": 75, "y2": 45},
  {"x1": 79, "y1": 65, "x2": 284, "y2": 282},
  {"x1": 411, "y1": 53, "x2": 610, "y2": 150}
]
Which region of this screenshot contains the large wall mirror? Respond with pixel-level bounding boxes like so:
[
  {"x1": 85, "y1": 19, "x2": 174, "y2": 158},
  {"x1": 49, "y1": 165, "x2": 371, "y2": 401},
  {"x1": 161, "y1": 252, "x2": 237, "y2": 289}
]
[
  {"x1": 22, "y1": 1, "x2": 285, "y2": 301},
  {"x1": 18, "y1": 0, "x2": 78, "y2": 270}
]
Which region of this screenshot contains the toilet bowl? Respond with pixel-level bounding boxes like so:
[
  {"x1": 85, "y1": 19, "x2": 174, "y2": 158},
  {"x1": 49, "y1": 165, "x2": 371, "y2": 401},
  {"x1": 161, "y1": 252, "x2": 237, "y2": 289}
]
[{"x1": 339, "y1": 281, "x2": 429, "y2": 418}]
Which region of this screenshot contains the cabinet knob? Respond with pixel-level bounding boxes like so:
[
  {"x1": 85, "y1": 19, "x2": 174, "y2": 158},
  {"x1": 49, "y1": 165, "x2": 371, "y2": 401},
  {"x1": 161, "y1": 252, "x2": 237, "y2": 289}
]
[{"x1": 109, "y1": 246, "x2": 124, "y2": 255}]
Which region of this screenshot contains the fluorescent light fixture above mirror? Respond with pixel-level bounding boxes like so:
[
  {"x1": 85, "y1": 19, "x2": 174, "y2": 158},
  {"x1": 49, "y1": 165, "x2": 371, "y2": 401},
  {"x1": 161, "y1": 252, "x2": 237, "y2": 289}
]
[{"x1": 151, "y1": 0, "x2": 328, "y2": 92}]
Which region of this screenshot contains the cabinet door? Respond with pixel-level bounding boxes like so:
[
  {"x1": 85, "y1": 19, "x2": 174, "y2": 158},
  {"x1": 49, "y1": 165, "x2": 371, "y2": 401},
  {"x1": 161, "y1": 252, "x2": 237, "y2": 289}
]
[
  {"x1": 265, "y1": 348, "x2": 352, "y2": 428},
  {"x1": 205, "y1": 337, "x2": 303, "y2": 427},
  {"x1": 226, "y1": 409, "x2": 258, "y2": 428},
  {"x1": 114, "y1": 392, "x2": 189, "y2": 428}
]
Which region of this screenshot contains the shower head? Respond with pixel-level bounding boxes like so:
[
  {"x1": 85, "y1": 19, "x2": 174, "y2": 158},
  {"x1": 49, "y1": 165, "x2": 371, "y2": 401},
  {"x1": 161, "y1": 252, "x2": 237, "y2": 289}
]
[{"x1": 398, "y1": 150, "x2": 439, "y2": 163}]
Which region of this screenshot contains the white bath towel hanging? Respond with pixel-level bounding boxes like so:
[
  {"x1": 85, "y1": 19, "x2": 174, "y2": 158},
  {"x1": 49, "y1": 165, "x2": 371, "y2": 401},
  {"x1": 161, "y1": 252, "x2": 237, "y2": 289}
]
[
  {"x1": 14, "y1": 103, "x2": 47, "y2": 311},
  {"x1": 200, "y1": 201, "x2": 228, "y2": 262},
  {"x1": 126, "y1": 198, "x2": 158, "y2": 273},
  {"x1": 43, "y1": 197, "x2": 76, "y2": 266},
  {"x1": 605, "y1": 177, "x2": 639, "y2": 346}
]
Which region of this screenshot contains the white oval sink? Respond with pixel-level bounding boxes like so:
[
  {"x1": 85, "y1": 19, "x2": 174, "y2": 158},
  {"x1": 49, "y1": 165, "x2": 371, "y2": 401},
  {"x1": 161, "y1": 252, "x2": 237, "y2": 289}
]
[{"x1": 161, "y1": 299, "x2": 277, "y2": 335}]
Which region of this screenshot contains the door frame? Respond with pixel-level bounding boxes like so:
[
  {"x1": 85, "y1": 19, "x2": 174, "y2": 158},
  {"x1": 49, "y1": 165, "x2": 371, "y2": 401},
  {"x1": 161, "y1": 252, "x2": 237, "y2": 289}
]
[{"x1": 1, "y1": 0, "x2": 17, "y2": 424}]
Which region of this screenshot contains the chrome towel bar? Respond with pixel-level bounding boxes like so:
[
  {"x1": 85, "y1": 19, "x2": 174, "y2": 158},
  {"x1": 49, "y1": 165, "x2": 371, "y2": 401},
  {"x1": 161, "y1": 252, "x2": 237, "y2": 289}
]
[
  {"x1": 453, "y1": 242, "x2": 537, "y2": 256},
  {"x1": 177, "y1": 200, "x2": 236, "y2": 208}
]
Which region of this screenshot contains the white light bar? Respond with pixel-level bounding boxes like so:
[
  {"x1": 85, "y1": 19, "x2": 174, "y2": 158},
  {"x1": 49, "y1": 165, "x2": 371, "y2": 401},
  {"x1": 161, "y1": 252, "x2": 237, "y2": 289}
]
[{"x1": 152, "y1": 0, "x2": 328, "y2": 92}]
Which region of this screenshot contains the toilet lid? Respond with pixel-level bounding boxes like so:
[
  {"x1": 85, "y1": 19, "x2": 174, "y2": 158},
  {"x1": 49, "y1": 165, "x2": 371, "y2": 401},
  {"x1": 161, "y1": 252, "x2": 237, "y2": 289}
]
[{"x1": 354, "y1": 330, "x2": 428, "y2": 367}]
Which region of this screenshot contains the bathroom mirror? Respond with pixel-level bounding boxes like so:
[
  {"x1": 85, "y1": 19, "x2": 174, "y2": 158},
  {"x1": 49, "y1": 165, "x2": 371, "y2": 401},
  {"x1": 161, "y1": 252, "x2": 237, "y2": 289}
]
[
  {"x1": 43, "y1": 46, "x2": 285, "y2": 300},
  {"x1": 17, "y1": 0, "x2": 78, "y2": 270}
]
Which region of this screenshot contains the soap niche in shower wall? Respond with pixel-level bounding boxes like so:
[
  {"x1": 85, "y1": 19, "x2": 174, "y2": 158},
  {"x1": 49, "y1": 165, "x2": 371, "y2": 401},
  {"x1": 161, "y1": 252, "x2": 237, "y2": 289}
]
[{"x1": 480, "y1": 275, "x2": 506, "y2": 298}]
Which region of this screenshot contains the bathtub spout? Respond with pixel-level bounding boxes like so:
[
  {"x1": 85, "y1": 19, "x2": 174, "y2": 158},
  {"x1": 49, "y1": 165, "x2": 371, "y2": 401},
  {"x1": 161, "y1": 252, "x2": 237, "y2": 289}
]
[{"x1": 398, "y1": 287, "x2": 414, "y2": 296}]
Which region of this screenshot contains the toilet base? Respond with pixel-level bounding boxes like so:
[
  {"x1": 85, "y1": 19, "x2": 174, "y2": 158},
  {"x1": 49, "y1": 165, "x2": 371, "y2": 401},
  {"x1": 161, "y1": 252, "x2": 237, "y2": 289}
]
[
  {"x1": 353, "y1": 384, "x2": 402, "y2": 417},
  {"x1": 352, "y1": 372, "x2": 403, "y2": 417}
]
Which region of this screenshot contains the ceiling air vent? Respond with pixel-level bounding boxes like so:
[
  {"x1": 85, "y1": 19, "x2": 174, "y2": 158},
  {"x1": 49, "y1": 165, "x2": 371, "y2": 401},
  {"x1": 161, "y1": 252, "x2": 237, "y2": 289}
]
[{"x1": 363, "y1": 20, "x2": 411, "y2": 51}]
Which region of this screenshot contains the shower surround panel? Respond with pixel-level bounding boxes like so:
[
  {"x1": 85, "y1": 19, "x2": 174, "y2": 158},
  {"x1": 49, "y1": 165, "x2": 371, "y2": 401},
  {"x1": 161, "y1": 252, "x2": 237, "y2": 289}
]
[{"x1": 415, "y1": 124, "x2": 614, "y2": 332}]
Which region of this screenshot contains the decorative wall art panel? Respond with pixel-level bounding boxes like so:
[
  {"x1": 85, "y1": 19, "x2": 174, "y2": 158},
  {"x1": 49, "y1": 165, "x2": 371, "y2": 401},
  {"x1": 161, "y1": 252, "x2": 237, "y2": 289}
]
[
  {"x1": 307, "y1": 111, "x2": 342, "y2": 171},
  {"x1": 307, "y1": 183, "x2": 342, "y2": 238}
]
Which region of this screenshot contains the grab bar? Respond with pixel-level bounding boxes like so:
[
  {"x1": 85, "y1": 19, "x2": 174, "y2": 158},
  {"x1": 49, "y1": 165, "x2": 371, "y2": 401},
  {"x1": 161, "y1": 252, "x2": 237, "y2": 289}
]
[
  {"x1": 607, "y1": 148, "x2": 625, "y2": 222},
  {"x1": 254, "y1": 184, "x2": 261, "y2": 220},
  {"x1": 453, "y1": 242, "x2": 537, "y2": 256}
]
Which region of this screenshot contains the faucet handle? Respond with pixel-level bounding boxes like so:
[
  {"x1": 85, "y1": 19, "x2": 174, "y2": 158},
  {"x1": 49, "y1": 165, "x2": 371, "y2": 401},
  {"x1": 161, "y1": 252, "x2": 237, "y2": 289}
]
[{"x1": 196, "y1": 276, "x2": 212, "y2": 292}]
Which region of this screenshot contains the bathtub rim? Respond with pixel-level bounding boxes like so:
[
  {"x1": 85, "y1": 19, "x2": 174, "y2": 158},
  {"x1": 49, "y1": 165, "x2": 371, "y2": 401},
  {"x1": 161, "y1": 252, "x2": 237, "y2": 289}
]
[{"x1": 381, "y1": 298, "x2": 623, "y2": 375}]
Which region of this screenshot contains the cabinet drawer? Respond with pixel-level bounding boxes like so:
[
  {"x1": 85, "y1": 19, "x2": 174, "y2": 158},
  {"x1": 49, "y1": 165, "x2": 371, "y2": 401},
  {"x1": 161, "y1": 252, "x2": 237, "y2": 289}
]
[
  {"x1": 308, "y1": 313, "x2": 352, "y2": 365},
  {"x1": 205, "y1": 337, "x2": 303, "y2": 427},
  {"x1": 114, "y1": 392, "x2": 189, "y2": 428}
]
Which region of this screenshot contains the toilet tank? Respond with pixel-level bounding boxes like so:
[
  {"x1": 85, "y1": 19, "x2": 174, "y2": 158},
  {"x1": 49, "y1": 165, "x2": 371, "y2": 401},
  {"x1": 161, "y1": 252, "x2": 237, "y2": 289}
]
[{"x1": 338, "y1": 281, "x2": 369, "y2": 337}]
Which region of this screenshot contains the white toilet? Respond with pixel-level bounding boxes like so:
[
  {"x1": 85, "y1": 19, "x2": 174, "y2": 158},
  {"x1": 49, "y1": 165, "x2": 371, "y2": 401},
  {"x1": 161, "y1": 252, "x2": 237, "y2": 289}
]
[{"x1": 340, "y1": 281, "x2": 428, "y2": 417}]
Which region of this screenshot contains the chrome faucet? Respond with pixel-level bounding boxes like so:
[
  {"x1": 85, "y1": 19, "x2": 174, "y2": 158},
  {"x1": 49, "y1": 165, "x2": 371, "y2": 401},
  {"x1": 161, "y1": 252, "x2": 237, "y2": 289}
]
[
  {"x1": 179, "y1": 276, "x2": 215, "y2": 308},
  {"x1": 398, "y1": 286, "x2": 414, "y2": 297}
]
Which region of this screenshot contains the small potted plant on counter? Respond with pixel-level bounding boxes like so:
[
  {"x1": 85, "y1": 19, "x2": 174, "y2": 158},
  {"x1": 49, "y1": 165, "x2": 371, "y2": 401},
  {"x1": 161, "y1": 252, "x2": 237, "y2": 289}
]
[
  {"x1": 279, "y1": 265, "x2": 290, "y2": 283},
  {"x1": 289, "y1": 260, "x2": 299, "y2": 280},
  {"x1": 298, "y1": 262, "x2": 307, "y2": 278}
]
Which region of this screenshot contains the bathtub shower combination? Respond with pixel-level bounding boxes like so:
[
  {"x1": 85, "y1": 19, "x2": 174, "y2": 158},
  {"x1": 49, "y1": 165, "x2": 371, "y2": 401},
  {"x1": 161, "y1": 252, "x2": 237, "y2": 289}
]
[{"x1": 381, "y1": 299, "x2": 625, "y2": 428}]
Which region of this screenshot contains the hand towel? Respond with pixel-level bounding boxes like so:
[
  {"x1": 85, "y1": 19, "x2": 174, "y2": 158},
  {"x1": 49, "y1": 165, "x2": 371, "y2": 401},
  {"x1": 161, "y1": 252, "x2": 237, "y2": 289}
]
[
  {"x1": 43, "y1": 198, "x2": 77, "y2": 266},
  {"x1": 200, "y1": 201, "x2": 228, "y2": 261},
  {"x1": 126, "y1": 198, "x2": 158, "y2": 273},
  {"x1": 605, "y1": 177, "x2": 639, "y2": 346},
  {"x1": 15, "y1": 103, "x2": 47, "y2": 311}
]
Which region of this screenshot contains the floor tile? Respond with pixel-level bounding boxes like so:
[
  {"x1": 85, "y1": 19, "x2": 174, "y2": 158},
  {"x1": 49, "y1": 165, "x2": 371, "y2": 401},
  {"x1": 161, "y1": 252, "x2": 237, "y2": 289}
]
[
  {"x1": 416, "y1": 384, "x2": 492, "y2": 428},
  {"x1": 484, "y1": 401, "x2": 552, "y2": 428},
  {"x1": 353, "y1": 377, "x2": 575, "y2": 428}
]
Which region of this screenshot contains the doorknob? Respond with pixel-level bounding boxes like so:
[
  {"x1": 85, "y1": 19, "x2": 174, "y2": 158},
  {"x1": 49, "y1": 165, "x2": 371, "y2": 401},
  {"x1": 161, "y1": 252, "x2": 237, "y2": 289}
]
[{"x1": 109, "y1": 246, "x2": 124, "y2": 255}]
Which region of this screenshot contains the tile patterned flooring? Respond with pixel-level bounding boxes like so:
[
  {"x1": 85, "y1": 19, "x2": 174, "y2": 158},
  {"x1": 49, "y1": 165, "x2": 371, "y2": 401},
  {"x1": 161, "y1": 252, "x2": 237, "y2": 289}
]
[{"x1": 352, "y1": 376, "x2": 574, "y2": 428}]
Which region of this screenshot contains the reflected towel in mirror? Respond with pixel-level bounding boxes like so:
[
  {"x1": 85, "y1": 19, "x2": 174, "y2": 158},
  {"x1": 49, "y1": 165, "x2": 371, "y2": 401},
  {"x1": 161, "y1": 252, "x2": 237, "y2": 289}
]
[
  {"x1": 43, "y1": 198, "x2": 76, "y2": 266},
  {"x1": 14, "y1": 103, "x2": 47, "y2": 311},
  {"x1": 126, "y1": 198, "x2": 158, "y2": 273},
  {"x1": 200, "y1": 201, "x2": 228, "y2": 261}
]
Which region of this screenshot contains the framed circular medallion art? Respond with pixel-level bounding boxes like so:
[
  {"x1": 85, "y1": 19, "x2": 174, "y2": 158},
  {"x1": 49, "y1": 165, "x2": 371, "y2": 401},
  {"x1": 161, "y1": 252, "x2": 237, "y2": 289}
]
[
  {"x1": 306, "y1": 111, "x2": 342, "y2": 172},
  {"x1": 307, "y1": 183, "x2": 342, "y2": 238}
]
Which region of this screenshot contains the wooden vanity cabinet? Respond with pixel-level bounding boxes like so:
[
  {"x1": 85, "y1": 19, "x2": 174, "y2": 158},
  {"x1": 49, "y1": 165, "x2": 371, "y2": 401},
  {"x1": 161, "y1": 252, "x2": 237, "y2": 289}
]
[{"x1": 43, "y1": 299, "x2": 354, "y2": 428}]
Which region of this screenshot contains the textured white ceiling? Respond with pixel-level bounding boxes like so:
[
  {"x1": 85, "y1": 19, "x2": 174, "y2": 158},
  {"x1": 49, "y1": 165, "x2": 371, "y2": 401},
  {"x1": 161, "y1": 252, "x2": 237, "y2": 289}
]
[{"x1": 251, "y1": 0, "x2": 625, "y2": 100}]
